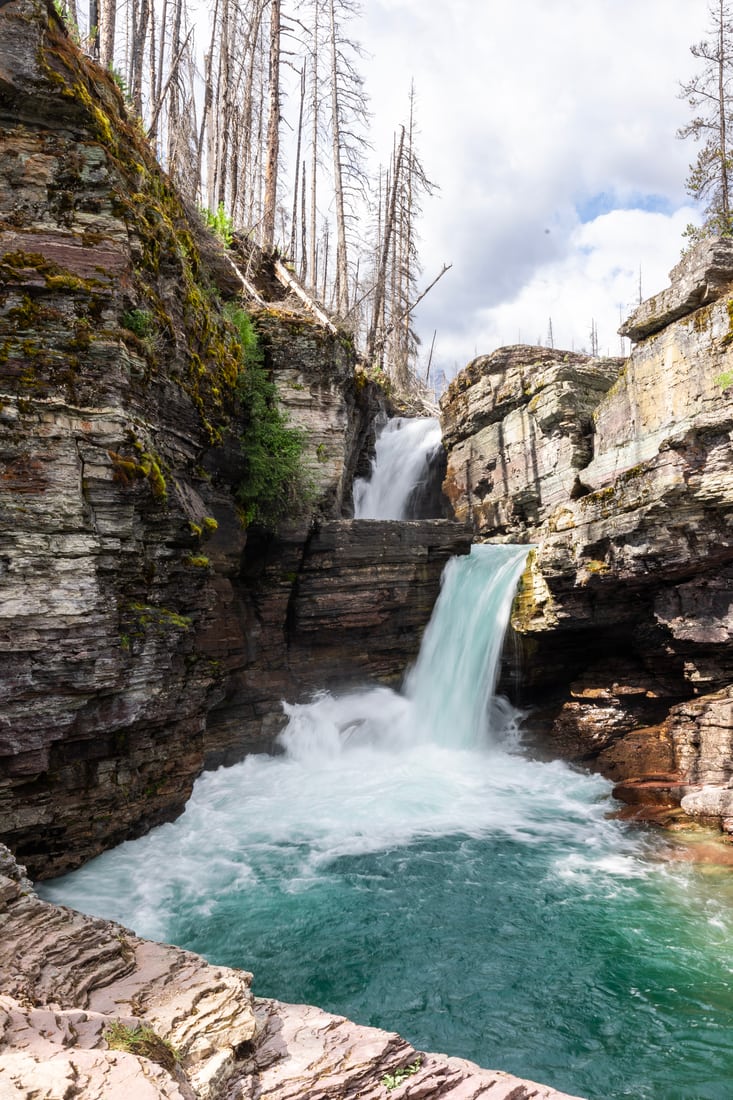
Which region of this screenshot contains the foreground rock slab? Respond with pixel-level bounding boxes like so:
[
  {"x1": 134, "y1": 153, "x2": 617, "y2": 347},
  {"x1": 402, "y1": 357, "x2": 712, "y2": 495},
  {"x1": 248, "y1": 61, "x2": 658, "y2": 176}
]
[
  {"x1": 0, "y1": 848, "x2": 584, "y2": 1100},
  {"x1": 249, "y1": 999, "x2": 583, "y2": 1100}
]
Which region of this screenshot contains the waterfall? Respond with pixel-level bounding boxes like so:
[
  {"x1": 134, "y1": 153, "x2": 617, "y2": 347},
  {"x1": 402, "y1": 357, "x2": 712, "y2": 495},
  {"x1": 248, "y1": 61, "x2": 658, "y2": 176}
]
[
  {"x1": 44, "y1": 544, "x2": 533, "y2": 931},
  {"x1": 405, "y1": 545, "x2": 528, "y2": 748},
  {"x1": 353, "y1": 416, "x2": 443, "y2": 520},
  {"x1": 279, "y1": 543, "x2": 528, "y2": 758}
]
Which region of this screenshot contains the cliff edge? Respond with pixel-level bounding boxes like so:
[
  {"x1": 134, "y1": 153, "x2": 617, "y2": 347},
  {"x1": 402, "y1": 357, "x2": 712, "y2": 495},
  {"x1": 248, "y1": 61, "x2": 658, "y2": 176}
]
[{"x1": 440, "y1": 238, "x2": 733, "y2": 832}]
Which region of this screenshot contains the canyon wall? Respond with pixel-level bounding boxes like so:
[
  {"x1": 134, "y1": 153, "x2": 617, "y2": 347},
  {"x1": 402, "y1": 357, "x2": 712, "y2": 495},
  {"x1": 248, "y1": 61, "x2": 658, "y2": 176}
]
[
  {"x1": 441, "y1": 238, "x2": 733, "y2": 830},
  {"x1": 0, "y1": 0, "x2": 468, "y2": 878}
]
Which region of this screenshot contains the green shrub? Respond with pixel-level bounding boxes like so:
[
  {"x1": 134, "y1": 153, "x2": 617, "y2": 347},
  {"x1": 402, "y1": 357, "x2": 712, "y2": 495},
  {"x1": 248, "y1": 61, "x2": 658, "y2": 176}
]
[
  {"x1": 104, "y1": 1020, "x2": 179, "y2": 1072},
  {"x1": 381, "y1": 1059, "x2": 422, "y2": 1090},
  {"x1": 225, "y1": 305, "x2": 312, "y2": 529},
  {"x1": 202, "y1": 202, "x2": 234, "y2": 247},
  {"x1": 121, "y1": 308, "x2": 155, "y2": 339}
]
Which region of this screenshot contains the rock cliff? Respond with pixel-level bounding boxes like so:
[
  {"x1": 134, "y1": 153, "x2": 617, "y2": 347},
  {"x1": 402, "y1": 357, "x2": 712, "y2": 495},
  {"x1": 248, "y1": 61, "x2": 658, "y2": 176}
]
[
  {"x1": 440, "y1": 238, "x2": 733, "y2": 832},
  {"x1": 0, "y1": 0, "x2": 469, "y2": 878},
  {"x1": 0, "y1": 845, "x2": 583, "y2": 1100},
  {"x1": 0, "y1": 10, "x2": 574, "y2": 1100}
]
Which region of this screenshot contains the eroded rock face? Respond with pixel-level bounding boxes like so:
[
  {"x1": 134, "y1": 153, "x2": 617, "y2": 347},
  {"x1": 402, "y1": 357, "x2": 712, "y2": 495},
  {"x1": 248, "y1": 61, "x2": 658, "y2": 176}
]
[
  {"x1": 202, "y1": 518, "x2": 471, "y2": 768},
  {"x1": 287, "y1": 519, "x2": 471, "y2": 689},
  {"x1": 440, "y1": 243, "x2": 733, "y2": 830},
  {"x1": 0, "y1": 0, "x2": 463, "y2": 877},
  {"x1": 0, "y1": 847, "x2": 584, "y2": 1100},
  {"x1": 441, "y1": 347, "x2": 621, "y2": 538},
  {"x1": 0, "y1": 0, "x2": 251, "y2": 876}
]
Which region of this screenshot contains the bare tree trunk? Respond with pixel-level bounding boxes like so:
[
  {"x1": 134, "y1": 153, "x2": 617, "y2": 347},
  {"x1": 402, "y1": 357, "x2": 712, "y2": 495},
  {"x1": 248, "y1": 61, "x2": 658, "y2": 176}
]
[
  {"x1": 154, "y1": 0, "x2": 168, "y2": 110},
  {"x1": 254, "y1": 70, "x2": 266, "y2": 238},
  {"x1": 99, "y1": 0, "x2": 116, "y2": 68},
  {"x1": 289, "y1": 63, "x2": 306, "y2": 262},
  {"x1": 168, "y1": 0, "x2": 184, "y2": 161},
  {"x1": 216, "y1": 0, "x2": 232, "y2": 208},
  {"x1": 308, "y1": 0, "x2": 319, "y2": 290},
  {"x1": 719, "y1": 0, "x2": 731, "y2": 223},
  {"x1": 130, "y1": 0, "x2": 150, "y2": 115},
  {"x1": 240, "y1": 1, "x2": 266, "y2": 229},
  {"x1": 196, "y1": 0, "x2": 218, "y2": 204},
  {"x1": 226, "y1": 7, "x2": 250, "y2": 220},
  {"x1": 321, "y1": 224, "x2": 329, "y2": 302},
  {"x1": 262, "y1": 0, "x2": 281, "y2": 249},
  {"x1": 147, "y1": 0, "x2": 157, "y2": 130},
  {"x1": 366, "y1": 126, "x2": 404, "y2": 367},
  {"x1": 89, "y1": 0, "x2": 100, "y2": 58},
  {"x1": 328, "y1": 0, "x2": 348, "y2": 313},
  {"x1": 300, "y1": 162, "x2": 308, "y2": 281}
]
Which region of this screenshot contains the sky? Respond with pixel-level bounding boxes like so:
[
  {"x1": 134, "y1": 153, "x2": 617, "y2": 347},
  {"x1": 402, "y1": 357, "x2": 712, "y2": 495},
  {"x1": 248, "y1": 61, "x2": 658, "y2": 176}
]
[{"x1": 358, "y1": 0, "x2": 711, "y2": 382}]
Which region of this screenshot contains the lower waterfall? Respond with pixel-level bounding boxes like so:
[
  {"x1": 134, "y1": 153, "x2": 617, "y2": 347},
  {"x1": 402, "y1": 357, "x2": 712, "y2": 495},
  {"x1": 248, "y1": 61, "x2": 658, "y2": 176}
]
[{"x1": 43, "y1": 546, "x2": 733, "y2": 1100}]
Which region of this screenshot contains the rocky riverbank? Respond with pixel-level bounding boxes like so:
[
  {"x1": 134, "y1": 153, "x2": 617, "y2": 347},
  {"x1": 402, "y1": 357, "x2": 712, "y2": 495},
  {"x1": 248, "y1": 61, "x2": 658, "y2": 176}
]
[{"x1": 0, "y1": 845, "x2": 583, "y2": 1100}]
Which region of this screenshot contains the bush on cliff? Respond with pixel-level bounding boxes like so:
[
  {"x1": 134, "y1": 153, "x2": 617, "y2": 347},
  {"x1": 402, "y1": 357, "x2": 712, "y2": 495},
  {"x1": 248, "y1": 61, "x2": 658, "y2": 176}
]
[{"x1": 226, "y1": 305, "x2": 311, "y2": 528}]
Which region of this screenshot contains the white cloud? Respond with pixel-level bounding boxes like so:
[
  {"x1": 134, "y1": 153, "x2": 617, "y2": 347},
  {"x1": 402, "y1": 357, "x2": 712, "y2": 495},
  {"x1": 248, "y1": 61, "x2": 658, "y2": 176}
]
[
  {"x1": 466, "y1": 205, "x2": 698, "y2": 360},
  {"x1": 359, "y1": 0, "x2": 711, "y2": 380}
]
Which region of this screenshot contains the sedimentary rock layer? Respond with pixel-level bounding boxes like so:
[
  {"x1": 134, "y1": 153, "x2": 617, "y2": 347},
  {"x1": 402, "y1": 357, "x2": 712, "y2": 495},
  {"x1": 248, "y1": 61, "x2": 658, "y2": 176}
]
[
  {"x1": 288, "y1": 519, "x2": 472, "y2": 687},
  {"x1": 440, "y1": 242, "x2": 733, "y2": 829},
  {"x1": 202, "y1": 518, "x2": 471, "y2": 768},
  {"x1": 441, "y1": 346, "x2": 621, "y2": 538}
]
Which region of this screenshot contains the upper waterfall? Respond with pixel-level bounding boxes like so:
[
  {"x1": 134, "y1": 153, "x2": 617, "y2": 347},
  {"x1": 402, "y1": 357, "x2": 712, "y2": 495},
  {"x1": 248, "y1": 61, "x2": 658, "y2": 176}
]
[{"x1": 353, "y1": 417, "x2": 443, "y2": 520}]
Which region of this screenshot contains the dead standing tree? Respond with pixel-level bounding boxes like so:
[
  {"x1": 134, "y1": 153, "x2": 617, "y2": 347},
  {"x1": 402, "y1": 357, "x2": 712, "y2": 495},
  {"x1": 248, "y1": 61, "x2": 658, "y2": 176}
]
[
  {"x1": 679, "y1": 0, "x2": 733, "y2": 240},
  {"x1": 327, "y1": 0, "x2": 369, "y2": 315},
  {"x1": 365, "y1": 87, "x2": 442, "y2": 391},
  {"x1": 262, "y1": 0, "x2": 282, "y2": 248}
]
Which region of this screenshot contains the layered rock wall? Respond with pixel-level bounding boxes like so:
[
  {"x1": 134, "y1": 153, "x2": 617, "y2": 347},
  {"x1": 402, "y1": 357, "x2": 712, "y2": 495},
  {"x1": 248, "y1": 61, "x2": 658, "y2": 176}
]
[
  {"x1": 441, "y1": 240, "x2": 733, "y2": 830},
  {"x1": 442, "y1": 347, "x2": 621, "y2": 537},
  {"x1": 0, "y1": 0, "x2": 468, "y2": 877}
]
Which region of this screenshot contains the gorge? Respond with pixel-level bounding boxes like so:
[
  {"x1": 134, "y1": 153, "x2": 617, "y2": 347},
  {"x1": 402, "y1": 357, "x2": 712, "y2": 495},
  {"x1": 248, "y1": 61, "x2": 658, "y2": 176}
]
[{"x1": 3, "y1": 2, "x2": 733, "y2": 1099}]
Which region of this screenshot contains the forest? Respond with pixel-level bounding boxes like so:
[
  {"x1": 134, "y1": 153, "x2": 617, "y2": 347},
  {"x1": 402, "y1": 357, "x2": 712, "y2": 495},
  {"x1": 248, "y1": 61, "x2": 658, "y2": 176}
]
[{"x1": 54, "y1": 0, "x2": 448, "y2": 392}]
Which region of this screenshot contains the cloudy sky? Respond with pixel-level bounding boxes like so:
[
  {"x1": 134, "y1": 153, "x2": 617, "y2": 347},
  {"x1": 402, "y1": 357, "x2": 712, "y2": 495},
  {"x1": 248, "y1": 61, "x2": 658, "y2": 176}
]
[{"x1": 358, "y1": 0, "x2": 710, "y2": 381}]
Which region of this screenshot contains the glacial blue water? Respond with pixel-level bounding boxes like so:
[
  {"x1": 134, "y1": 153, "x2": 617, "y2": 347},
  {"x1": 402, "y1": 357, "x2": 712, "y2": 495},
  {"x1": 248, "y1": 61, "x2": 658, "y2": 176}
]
[{"x1": 42, "y1": 545, "x2": 733, "y2": 1100}]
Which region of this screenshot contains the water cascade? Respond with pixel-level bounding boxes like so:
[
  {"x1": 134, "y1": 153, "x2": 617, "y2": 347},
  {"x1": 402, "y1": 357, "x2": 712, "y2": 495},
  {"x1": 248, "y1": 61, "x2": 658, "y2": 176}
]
[
  {"x1": 353, "y1": 416, "x2": 443, "y2": 519},
  {"x1": 43, "y1": 489, "x2": 733, "y2": 1100}
]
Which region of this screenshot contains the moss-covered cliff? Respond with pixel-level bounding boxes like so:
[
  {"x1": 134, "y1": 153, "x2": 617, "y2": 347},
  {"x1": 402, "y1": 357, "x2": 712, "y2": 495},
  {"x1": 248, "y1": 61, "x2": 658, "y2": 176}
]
[{"x1": 0, "y1": 0, "x2": 471, "y2": 877}]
